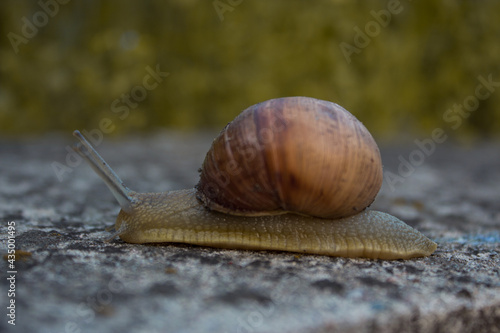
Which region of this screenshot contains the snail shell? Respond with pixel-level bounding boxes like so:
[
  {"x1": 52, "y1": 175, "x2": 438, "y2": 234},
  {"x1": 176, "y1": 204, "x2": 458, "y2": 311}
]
[{"x1": 197, "y1": 97, "x2": 383, "y2": 219}]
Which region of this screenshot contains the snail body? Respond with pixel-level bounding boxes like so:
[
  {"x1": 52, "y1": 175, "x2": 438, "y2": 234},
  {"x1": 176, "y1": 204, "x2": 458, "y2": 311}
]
[{"x1": 73, "y1": 97, "x2": 437, "y2": 259}]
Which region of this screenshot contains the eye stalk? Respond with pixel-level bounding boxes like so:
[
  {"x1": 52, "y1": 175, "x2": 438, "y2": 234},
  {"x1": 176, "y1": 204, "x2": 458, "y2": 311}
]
[{"x1": 72, "y1": 130, "x2": 134, "y2": 213}]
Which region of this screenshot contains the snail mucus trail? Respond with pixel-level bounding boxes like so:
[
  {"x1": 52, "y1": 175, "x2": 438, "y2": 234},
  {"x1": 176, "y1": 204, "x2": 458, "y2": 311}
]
[{"x1": 73, "y1": 97, "x2": 437, "y2": 260}]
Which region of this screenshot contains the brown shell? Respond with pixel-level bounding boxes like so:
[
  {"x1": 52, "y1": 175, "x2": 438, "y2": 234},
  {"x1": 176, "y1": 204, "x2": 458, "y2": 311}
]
[{"x1": 196, "y1": 97, "x2": 383, "y2": 219}]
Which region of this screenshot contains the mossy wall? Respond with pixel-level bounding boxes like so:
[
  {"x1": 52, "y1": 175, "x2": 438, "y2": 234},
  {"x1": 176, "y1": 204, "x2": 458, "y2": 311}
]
[{"x1": 1, "y1": 0, "x2": 499, "y2": 140}]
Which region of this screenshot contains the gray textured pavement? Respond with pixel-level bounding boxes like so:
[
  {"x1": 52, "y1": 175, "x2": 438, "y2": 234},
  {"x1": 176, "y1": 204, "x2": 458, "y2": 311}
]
[{"x1": 0, "y1": 132, "x2": 499, "y2": 333}]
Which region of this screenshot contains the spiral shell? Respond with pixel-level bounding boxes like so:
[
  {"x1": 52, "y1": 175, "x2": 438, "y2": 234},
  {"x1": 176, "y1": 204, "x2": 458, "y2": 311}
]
[{"x1": 196, "y1": 96, "x2": 383, "y2": 219}]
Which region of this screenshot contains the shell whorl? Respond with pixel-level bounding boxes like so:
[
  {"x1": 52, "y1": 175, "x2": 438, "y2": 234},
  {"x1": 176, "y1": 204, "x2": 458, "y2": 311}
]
[{"x1": 196, "y1": 96, "x2": 383, "y2": 219}]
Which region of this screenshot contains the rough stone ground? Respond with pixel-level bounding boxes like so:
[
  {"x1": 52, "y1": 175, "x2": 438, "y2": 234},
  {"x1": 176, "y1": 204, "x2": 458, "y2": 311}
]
[{"x1": 0, "y1": 131, "x2": 499, "y2": 333}]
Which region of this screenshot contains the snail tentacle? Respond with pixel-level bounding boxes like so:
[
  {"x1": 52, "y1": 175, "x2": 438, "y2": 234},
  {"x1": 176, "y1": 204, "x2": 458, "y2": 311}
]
[{"x1": 73, "y1": 130, "x2": 134, "y2": 213}]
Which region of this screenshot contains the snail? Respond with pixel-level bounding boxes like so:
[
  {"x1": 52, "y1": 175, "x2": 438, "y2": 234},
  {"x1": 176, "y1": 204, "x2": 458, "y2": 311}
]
[{"x1": 73, "y1": 97, "x2": 437, "y2": 259}]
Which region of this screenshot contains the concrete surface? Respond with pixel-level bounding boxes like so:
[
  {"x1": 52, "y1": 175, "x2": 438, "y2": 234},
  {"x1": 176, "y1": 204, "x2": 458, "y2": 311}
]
[{"x1": 0, "y1": 131, "x2": 499, "y2": 333}]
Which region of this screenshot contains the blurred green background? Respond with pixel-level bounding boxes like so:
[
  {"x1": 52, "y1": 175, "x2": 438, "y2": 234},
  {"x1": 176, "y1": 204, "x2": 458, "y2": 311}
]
[{"x1": 1, "y1": 0, "x2": 499, "y2": 141}]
